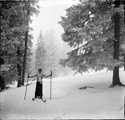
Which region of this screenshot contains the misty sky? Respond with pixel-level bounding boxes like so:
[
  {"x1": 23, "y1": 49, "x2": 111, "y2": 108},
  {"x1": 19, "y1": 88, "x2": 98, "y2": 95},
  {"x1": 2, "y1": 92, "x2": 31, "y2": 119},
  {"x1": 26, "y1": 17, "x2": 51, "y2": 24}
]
[{"x1": 30, "y1": 0, "x2": 80, "y2": 48}]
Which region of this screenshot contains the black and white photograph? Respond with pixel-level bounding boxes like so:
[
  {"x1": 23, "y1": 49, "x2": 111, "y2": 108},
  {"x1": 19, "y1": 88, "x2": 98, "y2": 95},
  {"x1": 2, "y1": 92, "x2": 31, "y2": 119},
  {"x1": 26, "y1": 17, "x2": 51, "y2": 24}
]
[{"x1": 0, "y1": 0, "x2": 125, "y2": 119}]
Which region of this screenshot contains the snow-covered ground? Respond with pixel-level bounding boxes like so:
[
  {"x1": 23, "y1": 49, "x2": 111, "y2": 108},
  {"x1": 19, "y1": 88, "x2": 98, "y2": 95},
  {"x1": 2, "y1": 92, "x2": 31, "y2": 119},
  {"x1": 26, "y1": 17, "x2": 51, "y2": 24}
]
[{"x1": 0, "y1": 69, "x2": 125, "y2": 119}]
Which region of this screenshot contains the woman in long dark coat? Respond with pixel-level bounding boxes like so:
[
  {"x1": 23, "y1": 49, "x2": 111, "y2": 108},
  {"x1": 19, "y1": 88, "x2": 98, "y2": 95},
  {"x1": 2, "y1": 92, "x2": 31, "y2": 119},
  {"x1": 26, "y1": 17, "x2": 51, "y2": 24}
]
[{"x1": 28, "y1": 68, "x2": 51, "y2": 99}]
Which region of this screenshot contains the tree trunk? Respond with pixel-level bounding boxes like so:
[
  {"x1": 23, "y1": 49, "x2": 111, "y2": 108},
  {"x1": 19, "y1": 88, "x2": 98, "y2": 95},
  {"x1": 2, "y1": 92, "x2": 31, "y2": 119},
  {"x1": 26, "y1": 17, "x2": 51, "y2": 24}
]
[
  {"x1": 124, "y1": 1, "x2": 125, "y2": 71},
  {"x1": 17, "y1": 63, "x2": 22, "y2": 87},
  {"x1": 0, "y1": 76, "x2": 5, "y2": 92},
  {"x1": 17, "y1": 47, "x2": 22, "y2": 87},
  {"x1": 0, "y1": 56, "x2": 5, "y2": 91},
  {"x1": 22, "y1": 1, "x2": 30, "y2": 85},
  {"x1": 0, "y1": 2, "x2": 6, "y2": 91},
  {"x1": 22, "y1": 30, "x2": 28, "y2": 86},
  {"x1": 113, "y1": 66, "x2": 121, "y2": 85},
  {"x1": 112, "y1": 10, "x2": 122, "y2": 86},
  {"x1": 17, "y1": 78, "x2": 21, "y2": 87},
  {"x1": 124, "y1": 54, "x2": 125, "y2": 71}
]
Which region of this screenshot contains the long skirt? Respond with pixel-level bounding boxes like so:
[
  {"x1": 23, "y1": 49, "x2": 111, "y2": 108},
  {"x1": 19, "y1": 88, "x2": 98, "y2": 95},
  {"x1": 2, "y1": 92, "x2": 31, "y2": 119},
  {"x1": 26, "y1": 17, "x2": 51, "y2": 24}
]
[{"x1": 35, "y1": 81, "x2": 43, "y2": 98}]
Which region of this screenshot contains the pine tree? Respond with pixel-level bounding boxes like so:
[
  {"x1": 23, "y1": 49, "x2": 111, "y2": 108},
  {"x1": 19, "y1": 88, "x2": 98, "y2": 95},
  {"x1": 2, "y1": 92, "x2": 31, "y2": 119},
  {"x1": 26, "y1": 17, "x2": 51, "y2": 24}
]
[
  {"x1": 35, "y1": 31, "x2": 47, "y2": 72},
  {"x1": 44, "y1": 30, "x2": 60, "y2": 77},
  {"x1": 0, "y1": 0, "x2": 39, "y2": 88},
  {"x1": 59, "y1": 0, "x2": 125, "y2": 86},
  {"x1": 35, "y1": 30, "x2": 60, "y2": 77}
]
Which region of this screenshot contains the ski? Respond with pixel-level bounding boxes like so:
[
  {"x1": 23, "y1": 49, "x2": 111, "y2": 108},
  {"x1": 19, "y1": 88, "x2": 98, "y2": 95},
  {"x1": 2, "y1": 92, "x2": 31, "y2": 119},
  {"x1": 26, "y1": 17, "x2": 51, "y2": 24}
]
[
  {"x1": 41, "y1": 99, "x2": 46, "y2": 102},
  {"x1": 32, "y1": 98, "x2": 35, "y2": 101},
  {"x1": 32, "y1": 98, "x2": 46, "y2": 102}
]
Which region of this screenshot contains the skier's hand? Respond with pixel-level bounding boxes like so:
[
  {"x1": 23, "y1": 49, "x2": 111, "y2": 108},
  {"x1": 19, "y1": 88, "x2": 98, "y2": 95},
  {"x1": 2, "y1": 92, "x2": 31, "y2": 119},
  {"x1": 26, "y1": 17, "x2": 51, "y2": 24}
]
[
  {"x1": 28, "y1": 73, "x2": 30, "y2": 78},
  {"x1": 50, "y1": 71, "x2": 52, "y2": 76},
  {"x1": 40, "y1": 81, "x2": 43, "y2": 84}
]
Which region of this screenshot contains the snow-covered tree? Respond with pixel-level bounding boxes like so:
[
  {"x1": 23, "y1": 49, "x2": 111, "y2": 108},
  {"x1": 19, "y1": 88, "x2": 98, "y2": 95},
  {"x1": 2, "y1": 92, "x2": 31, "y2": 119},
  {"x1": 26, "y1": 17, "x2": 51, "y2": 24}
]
[
  {"x1": 35, "y1": 31, "x2": 47, "y2": 72},
  {"x1": 35, "y1": 30, "x2": 61, "y2": 77},
  {"x1": 0, "y1": 0, "x2": 39, "y2": 88},
  {"x1": 43, "y1": 30, "x2": 60, "y2": 77},
  {"x1": 59, "y1": 0, "x2": 125, "y2": 86}
]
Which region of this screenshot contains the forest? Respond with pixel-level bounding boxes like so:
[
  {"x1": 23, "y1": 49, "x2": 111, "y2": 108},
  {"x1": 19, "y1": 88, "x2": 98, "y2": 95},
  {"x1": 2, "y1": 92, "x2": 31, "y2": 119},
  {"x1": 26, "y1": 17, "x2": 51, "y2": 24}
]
[
  {"x1": 0, "y1": 0, "x2": 39, "y2": 91},
  {"x1": 0, "y1": 0, "x2": 125, "y2": 92},
  {"x1": 0, "y1": 0, "x2": 70, "y2": 91}
]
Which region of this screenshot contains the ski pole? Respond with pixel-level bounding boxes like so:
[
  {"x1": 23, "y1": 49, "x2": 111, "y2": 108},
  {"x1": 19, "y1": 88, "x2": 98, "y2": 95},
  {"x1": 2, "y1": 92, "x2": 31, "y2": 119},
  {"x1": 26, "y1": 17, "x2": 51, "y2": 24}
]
[
  {"x1": 24, "y1": 73, "x2": 29, "y2": 100},
  {"x1": 50, "y1": 70, "x2": 52, "y2": 100}
]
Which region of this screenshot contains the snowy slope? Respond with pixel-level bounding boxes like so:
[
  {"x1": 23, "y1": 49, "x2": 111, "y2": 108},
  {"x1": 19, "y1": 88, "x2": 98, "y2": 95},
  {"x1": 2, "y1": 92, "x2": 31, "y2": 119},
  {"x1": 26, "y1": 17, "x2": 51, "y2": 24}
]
[{"x1": 0, "y1": 69, "x2": 124, "y2": 119}]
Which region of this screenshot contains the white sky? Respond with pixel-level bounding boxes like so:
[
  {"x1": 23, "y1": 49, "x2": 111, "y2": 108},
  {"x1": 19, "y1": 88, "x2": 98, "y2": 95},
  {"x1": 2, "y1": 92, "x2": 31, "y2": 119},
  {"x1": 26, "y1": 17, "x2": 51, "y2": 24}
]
[
  {"x1": 38, "y1": 0, "x2": 79, "y2": 6},
  {"x1": 30, "y1": 0, "x2": 80, "y2": 48}
]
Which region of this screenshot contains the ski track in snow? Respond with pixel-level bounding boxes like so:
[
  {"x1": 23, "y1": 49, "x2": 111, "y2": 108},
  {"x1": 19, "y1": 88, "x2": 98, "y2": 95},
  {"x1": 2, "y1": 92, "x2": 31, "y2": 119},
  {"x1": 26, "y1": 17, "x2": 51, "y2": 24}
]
[{"x1": 0, "y1": 69, "x2": 125, "y2": 119}]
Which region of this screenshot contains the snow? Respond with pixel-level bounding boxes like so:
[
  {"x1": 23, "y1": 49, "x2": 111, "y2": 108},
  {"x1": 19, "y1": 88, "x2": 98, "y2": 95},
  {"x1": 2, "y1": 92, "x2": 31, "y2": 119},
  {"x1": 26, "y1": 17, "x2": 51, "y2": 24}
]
[{"x1": 0, "y1": 69, "x2": 125, "y2": 119}]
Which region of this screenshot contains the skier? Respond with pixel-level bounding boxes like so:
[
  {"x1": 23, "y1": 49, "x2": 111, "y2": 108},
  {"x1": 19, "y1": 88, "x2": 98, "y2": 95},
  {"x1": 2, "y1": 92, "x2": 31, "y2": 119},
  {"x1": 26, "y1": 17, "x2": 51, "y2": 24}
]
[{"x1": 28, "y1": 68, "x2": 52, "y2": 100}]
